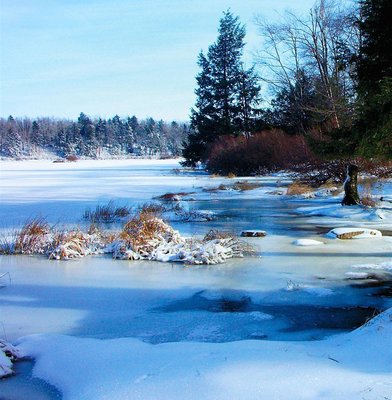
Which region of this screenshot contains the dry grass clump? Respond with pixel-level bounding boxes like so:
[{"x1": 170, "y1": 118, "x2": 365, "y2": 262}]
[
  {"x1": 140, "y1": 202, "x2": 166, "y2": 216},
  {"x1": 203, "y1": 181, "x2": 262, "y2": 193},
  {"x1": 49, "y1": 230, "x2": 89, "y2": 259},
  {"x1": 154, "y1": 192, "x2": 194, "y2": 201},
  {"x1": 360, "y1": 195, "x2": 378, "y2": 207},
  {"x1": 203, "y1": 229, "x2": 235, "y2": 241},
  {"x1": 0, "y1": 232, "x2": 18, "y2": 254},
  {"x1": 119, "y1": 211, "x2": 181, "y2": 255},
  {"x1": 49, "y1": 227, "x2": 108, "y2": 260},
  {"x1": 359, "y1": 178, "x2": 378, "y2": 207},
  {"x1": 83, "y1": 201, "x2": 131, "y2": 223},
  {"x1": 14, "y1": 218, "x2": 51, "y2": 254},
  {"x1": 2, "y1": 211, "x2": 251, "y2": 265},
  {"x1": 227, "y1": 172, "x2": 236, "y2": 179},
  {"x1": 286, "y1": 181, "x2": 313, "y2": 196},
  {"x1": 232, "y1": 181, "x2": 262, "y2": 191}
]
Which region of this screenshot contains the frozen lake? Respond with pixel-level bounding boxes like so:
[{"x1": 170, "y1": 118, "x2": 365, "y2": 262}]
[{"x1": 1, "y1": 159, "x2": 392, "y2": 399}]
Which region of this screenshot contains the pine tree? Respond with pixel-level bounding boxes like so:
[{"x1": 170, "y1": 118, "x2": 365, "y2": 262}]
[
  {"x1": 355, "y1": 0, "x2": 392, "y2": 157},
  {"x1": 183, "y1": 11, "x2": 261, "y2": 166},
  {"x1": 78, "y1": 112, "x2": 97, "y2": 157},
  {"x1": 270, "y1": 70, "x2": 315, "y2": 135}
]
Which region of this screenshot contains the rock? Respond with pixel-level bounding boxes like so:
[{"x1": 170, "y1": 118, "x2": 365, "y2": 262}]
[
  {"x1": 155, "y1": 193, "x2": 182, "y2": 201},
  {"x1": 240, "y1": 230, "x2": 267, "y2": 237},
  {"x1": 326, "y1": 227, "x2": 382, "y2": 240}
]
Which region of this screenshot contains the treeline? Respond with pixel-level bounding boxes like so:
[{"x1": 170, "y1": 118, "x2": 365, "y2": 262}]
[
  {"x1": 183, "y1": 0, "x2": 392, "y2": 173},
  {"x1": 0, "y1": 114, "x2": 190, "y2": 159}
]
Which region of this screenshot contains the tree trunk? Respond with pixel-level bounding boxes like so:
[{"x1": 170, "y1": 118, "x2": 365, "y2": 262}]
[{"x1": 341, "y1": 164, "x2": 360, "y2": 206}]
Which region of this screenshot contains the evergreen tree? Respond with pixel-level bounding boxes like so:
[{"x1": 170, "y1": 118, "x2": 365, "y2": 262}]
[
  {"x1": 31, "y1": 121, "x2": 45, "y2": 148},
  {"x1": 183, "y1": 11, "x2": 261, "y2": 166},
  {"x1": 270, "y1": 70, "x2": 315, "y2": 135},
  {"x1": 4, "y1": 126, "x2": 22, "y2": 158},
  {"x1": 354, "y1": 0, "x2": 392, "y2": 157},
  {"x1": 78, "y1": 112, "x2": 97, "y2": 156}
]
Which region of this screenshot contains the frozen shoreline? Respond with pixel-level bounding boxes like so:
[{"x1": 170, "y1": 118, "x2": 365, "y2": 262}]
[{"x1": 14, "y1": 307, "x2": 392, "y2": 400}]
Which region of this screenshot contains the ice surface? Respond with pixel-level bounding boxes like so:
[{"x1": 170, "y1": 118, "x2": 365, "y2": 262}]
[{"x1": 1, "y1": 159, "x2": 392, "y2": 399}]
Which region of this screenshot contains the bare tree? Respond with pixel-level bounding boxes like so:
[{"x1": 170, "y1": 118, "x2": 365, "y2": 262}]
[{"x1": 255, "y1": 0, "x2": 358, "y2": 131}]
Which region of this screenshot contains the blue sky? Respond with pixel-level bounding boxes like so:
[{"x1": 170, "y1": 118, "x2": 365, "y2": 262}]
[{"x1": 1, "y1": 0, "x2": 315, "y2": 121}]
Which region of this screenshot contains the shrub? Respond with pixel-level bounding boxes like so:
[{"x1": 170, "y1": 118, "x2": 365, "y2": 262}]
[
  {"x1": 291, "y1": 158, "x2": 392, "y2": 188},
  {"x1": 206, "y1": 130, "x2": 313, "y2": 175}
]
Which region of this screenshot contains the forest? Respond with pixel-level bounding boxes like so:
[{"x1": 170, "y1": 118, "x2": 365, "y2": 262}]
[
  {"x1": 0, "y1": 114, "x2": 189, "y2": 159},
  {"x1": 183, "y1": 0, "x2": 391, "y2": 175}
]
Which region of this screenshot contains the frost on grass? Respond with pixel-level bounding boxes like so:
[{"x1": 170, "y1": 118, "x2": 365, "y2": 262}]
[
  {"x1": 48, "y1": 227, "x2": 109, "y2": 260},
  {"x1": 110, "y1": 214, "x2": 248, "y2": 265},
  {"x1": 0, "y1": 339, "x2": 20, "y2": 378},
  {"x1": 13, "y1": 218, "x2": 52, "y2": 255},
  {"x1": 1, "y1": 214, "x2": 249, "y2": 265}
]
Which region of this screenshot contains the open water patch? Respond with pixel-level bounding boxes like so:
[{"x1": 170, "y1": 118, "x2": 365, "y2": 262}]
[
  {"x1": 0, "y1": 359, "x2": 61, "y2": 400},
  {"x1": 153, "y1": 290, "x2": 382, "y2": 342}
]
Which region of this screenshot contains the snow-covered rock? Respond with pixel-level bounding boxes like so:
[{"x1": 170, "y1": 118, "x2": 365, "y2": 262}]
[
  {"x1": 240, "y1": 230, "x2": 267, "y2": 237},
  {"x1": 326, "y1": 227, "x2": 382, "y2": 239},
  {"x1": 345, "y1": 271, "x2": 375, "y2": 280}
]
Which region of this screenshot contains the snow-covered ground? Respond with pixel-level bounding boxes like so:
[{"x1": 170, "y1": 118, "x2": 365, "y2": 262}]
[
  {"x1": 1, "y1": 159, "x2": 392, "y2": 399},
  {"x1": 13, "y1": 309, "x2": 392, "y2": 400}
]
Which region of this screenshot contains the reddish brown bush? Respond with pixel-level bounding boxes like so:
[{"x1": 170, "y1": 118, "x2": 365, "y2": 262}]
[{"x1": 206, "y1": 130, "x2": 314, "y2": 175}]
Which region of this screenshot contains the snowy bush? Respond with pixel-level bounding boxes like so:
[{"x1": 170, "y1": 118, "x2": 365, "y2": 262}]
[
  {"x1": 0, "y1": 340, "x2": 20, "y2": 378},
  {"x1": 3, "y1": 213, "x2": 250, "y2": 265}
]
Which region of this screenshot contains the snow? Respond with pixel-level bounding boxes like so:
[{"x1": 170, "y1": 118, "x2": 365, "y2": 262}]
[
  {"x1": 0, "y1": 340, "x2": 20, "y2": 378},
  {"x1": 326, "y1": 227, "x2": 382, "y2": 239},
  {"x1": 292, "y1": 238, "x2": 324, "y2": 246},
  {"x1": 1, "y1": 159, "x2": 392, "y2": 399},
  {"x1": 15, "y1": 308, "x2": 392, "y2": 399},
  {"x1": 295, "y1": 191, "x2": 392, "y2": 229},
  {"x1": 352, "y1": 260, "x2": 392, "y2": 271},
  {"x1": 0, "y1": 349, "x2": 13, "y2": 378}
]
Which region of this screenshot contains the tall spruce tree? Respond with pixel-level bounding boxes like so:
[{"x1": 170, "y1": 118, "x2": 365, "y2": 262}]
[
  {"x1": 183, "y1": 11, "x2": 261, "y2": 166},
  {"x1": 354, "y1": 0, "x2": 392, "y2": 157}
]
